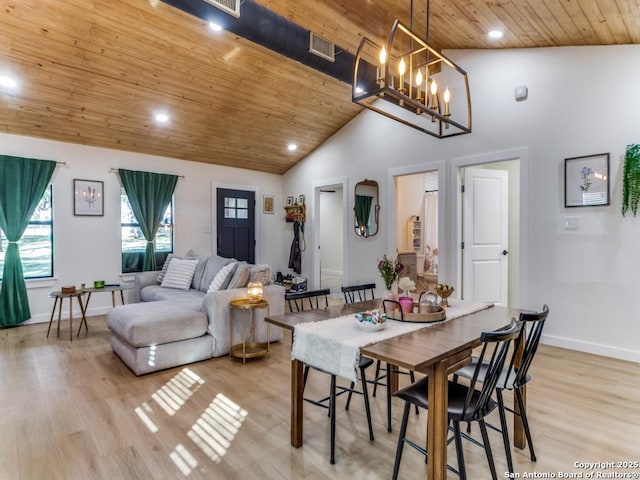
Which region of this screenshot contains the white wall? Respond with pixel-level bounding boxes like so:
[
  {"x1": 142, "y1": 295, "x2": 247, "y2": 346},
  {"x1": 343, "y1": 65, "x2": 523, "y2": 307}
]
[
  {"x1": 319, "y1": 187, "x2": 343, "y2": 275},
  {"x1": 283, "y1": 44, "x2": 640, "y2": 362},
  {"x1": 0, "y1": 133, "x2": 286, "y2": 323}
]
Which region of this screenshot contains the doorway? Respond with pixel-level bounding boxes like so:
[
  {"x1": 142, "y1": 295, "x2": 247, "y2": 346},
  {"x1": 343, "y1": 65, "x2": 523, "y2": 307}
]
[
  {"x1": 216, "y1": 188, "x2": 255, "y2": 263},
  {"x1": 459, "y1": 159, "x2": 520, "y2": 306},
  {"x1": 313, "y1": 178, "x2": 347, "y2": 297}
]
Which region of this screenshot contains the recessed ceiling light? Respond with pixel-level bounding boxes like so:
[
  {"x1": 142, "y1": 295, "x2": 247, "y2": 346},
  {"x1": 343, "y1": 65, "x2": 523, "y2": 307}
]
[
  {"x1": 154, "y1": 112, "x2": 170, "y2": 124},
  {"x1": 0, "y1": 75, "x2": 18, "y2": 90},
  {"x1": 208, "y1": 22, "x2": 223, "y2": 32},
  {"x1": 287, "y1": 143, "x2": 298, "y2": 152},
  {"x1": 488, "y1": 30, "x2": 504, "y2": 39}
]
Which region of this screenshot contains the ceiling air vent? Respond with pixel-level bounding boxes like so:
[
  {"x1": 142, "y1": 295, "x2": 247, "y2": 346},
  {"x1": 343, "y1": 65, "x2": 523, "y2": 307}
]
[
  {"x1": 203, "y1": 0, "x2": 240, "y2": 18},
  {"x1": 309, "y1": 32, "x2": 335, "y2": 62}
]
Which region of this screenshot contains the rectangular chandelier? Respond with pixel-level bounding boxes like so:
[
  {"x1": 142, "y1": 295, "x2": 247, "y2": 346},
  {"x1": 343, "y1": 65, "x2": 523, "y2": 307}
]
[{"x1": 353, "y1": 20, "x2": 472, "y2": 139}]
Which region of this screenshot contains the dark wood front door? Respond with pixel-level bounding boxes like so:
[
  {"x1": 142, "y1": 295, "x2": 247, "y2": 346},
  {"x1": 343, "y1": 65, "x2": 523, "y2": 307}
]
[{"x1": 216, "y1": 188, "x2": 255, "y2": 263}]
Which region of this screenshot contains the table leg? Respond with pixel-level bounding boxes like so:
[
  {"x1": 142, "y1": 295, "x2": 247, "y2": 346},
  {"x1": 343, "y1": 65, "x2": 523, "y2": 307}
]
[
  {"x1": 47, "y1": 297, "x2": 58, "y2": 338},
  {"x1": 242, "y1": 311, "x2": 247, "y2": 364},
  {"x1": 426, "y1": 361, "x2": 449, "y2": 480},
  {"x1": 120, "y1": 289, "x2": 125, "y2": 305},
  {"x1": 56, "y1": 296, "x2": 63, "y2": 338},
  {"x1": 111, "y1": 291, "x2": 116, "y2": 308},
  {"x1": 68, "y1": 296, "x2": 73, "y2": 341},
  {"x1": 76, "y1": 295, "x2": 88, "y2": 337},
  {"x1": 291, "y1": 358, "x2": 304, "y2": 447}
]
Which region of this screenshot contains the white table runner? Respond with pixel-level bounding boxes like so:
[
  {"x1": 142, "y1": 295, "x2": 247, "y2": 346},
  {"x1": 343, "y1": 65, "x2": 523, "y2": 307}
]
[{"x1": 292, "y1": 300, "x2": 493, "y2": 382}]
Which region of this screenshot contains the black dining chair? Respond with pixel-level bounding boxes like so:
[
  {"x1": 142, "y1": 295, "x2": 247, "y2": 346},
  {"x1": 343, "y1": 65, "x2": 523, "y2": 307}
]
[
  {"x1": 285, "y1": 288, "x2": 330, "y2": 312},
  {"x1": 392, "y1": 319, "x2": 523, "y2": 480},
  {"x1": 341, "y1": 283, "x2": 376, "y2": 304},
  {"x1": 453, "y1": 304, "x2": 549, "y2": 472},
  {"x1": 294, "y1": 286, "x2": 375, "y2": 464}
]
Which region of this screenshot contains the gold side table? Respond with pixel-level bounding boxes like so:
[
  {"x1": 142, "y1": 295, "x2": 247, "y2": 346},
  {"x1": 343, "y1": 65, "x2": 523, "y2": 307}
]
[
  {"x1": 228, "y1": 298, "x2": 270, "y2": 364},
  {"x1": 47, "y1": 291, "x2": 88, "y2": 341}
]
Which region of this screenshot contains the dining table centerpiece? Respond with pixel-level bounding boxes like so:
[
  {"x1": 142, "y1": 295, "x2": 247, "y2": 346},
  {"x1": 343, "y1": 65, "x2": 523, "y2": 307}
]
[
  {"x1": 397, "y1": 276, "x2": 416, "y2": 313},
  {"x1": 378, "y1": 254, "x2": 404, "y2": 302}
]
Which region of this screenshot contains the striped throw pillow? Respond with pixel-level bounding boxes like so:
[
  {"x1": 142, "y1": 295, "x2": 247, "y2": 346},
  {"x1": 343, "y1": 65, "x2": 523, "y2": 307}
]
[
  {"x1": 207, "y1": 262, "x2": 237, "y2": 293},
  {"x1": 161, "y1": 258, "x2": 199, "y2": 290}
]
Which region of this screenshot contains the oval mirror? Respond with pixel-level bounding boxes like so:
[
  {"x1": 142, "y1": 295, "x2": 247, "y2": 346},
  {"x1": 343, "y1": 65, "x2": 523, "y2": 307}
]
[{"x1": 354, "y1": 179, "x2": 380, "y2": 237}]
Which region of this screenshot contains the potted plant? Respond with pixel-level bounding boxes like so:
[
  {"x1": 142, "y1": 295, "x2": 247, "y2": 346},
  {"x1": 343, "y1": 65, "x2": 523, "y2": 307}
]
[{"x1": 622, "y1": 143, "x2": 640, "y2": 217}]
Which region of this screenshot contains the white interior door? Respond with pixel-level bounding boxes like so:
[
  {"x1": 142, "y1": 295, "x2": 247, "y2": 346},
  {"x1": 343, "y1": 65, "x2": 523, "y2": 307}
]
[{"x1": 462, "y1": 167, "x2": 509, "y2": 305}]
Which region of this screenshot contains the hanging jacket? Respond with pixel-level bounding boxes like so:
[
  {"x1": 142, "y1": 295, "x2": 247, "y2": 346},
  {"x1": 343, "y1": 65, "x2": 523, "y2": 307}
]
[{"x1": 288, "y1": 220, "x2": 302, "y2": 274}]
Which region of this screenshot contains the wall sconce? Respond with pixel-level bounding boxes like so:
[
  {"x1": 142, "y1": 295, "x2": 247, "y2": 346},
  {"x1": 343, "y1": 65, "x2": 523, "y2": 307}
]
[{"x1": 247, "y1": 281, "x2": 263, "y2": 302}]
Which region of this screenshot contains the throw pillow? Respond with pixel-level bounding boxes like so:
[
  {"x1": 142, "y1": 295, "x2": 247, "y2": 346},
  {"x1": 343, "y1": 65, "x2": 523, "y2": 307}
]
[
  {"x1": 207, "y1": 262, "x2": 237, "y2": 293},
  {"x1": 156, "y1": 253, "x2": 175, "y2": 284},
  {"x1": 226, "y1": 262, "x2": 250, "y2": 289},
  {"x1": 198, "y1": 256, "x2": 234, "y2": 292},
  {"x1": 161, "y1": 258, "x2": 199, "y2": 290},
  {"x1": 248, "y1": 264, "x2": 272, "y2": 286}
]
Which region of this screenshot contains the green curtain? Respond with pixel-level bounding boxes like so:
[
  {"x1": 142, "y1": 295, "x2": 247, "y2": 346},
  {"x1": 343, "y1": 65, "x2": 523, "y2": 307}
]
[
  {"x1": 354, "y1": 194, "x2": 373, "y2": 235},
  {"x1": 0, "y1": 155, "x2": 56, "y2": 326},
  {"x1": 119, "y1": 169, "x2": 178, "y2": 271}
]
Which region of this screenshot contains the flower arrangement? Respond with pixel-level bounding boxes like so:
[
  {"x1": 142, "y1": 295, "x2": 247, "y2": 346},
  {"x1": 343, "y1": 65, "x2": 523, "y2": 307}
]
[{"x1": 378, "y1": 254, "x2": 404, "y2": 290}]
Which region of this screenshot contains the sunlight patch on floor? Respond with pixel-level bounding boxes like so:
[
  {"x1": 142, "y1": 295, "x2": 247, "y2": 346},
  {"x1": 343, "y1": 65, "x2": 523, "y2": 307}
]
[{"x1": 151, "y1": 368, "x2": 205, "y2": 416}]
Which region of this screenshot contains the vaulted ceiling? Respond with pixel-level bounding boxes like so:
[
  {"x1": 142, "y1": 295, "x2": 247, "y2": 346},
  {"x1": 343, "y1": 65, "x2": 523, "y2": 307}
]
[{"x1": 1, "y1": 0, "x2": 638, "y2": 174}]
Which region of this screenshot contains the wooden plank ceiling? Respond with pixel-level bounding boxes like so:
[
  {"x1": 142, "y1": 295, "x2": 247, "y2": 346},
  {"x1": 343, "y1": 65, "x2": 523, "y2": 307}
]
[{"x1": 1, "y1": 0, "x2": 638, "y2": 174}]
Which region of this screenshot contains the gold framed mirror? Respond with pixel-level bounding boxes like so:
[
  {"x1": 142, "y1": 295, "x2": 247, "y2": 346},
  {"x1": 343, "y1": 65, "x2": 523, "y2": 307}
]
[{"x1": 354, "y1": 179, "x2": 379, "y2": 237}]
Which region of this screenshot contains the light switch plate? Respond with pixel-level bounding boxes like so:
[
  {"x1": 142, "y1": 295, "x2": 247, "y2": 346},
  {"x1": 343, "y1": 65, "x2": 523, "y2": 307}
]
[{"x1": 563, "y1": 216, "x2": 578, "y2": 230}]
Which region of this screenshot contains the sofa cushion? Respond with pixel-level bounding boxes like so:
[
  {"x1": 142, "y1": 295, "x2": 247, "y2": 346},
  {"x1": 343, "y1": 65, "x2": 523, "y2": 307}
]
[
  {"x1": 207, "y1": 261, "x2": 237, "y2": 293},
  {"x1": 248, "y1": 264, "x2": 272, "y2": 285},
  {"x1": 197, "y1": 255, "x2": 234, "y2": 292},
  {"x1": 107, "y1": 301, "x2": 208, "y2": 347},
  {"x1": 227, "y1": 261, "x2": 250, "y2": 289},
  {"x1": 161, "y1": 258, "x2": 199, "y2": 290},
  {"x1": 140, "y1": 285, "x2": 205, "y2": 308}
]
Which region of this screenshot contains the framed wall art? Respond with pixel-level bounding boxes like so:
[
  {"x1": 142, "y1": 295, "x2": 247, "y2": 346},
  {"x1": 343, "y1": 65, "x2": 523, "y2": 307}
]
[
  {"x1": 564, "y1": 153, "x2": 609, "y2": 208},
  {"x1": 74, "y1": 179, "x2": 104, "y2": 216},
  {"x1": 263, "y1": 195, "x2": 274, "y2": 214},
  {"x1": 286, "y1": 196, "x2": 294, "y2": 207}
]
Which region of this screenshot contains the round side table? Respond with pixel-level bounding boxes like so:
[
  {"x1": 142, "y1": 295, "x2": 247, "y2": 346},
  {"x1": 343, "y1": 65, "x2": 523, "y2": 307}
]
[
  {"x1": 228, "y1": 298, "x2": 270, "y2": 364},
  {"x1": 47, "y1": 290, "x2": 88, "y2": 341}
]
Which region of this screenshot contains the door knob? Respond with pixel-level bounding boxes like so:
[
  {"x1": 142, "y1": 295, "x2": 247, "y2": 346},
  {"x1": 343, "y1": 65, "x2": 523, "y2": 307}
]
[{"x1": 501, "y1": 249, "x2": 509, "y2": 256}]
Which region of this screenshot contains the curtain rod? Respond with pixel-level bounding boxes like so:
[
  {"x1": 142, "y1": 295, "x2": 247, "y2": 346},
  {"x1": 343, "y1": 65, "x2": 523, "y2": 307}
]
[
  {"x1": 425, "y1": 189, "x2": 438, "y2": 193},
  {"x1": 55, "y1": 161, "x2": 67, "y2": 165},
  {"x1": 109, "y1": 168, "x2": 185, "y2": 179}
]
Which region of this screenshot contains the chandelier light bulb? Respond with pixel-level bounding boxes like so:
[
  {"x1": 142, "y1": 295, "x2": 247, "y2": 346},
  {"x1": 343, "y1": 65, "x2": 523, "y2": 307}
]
[
  {"x1": 415, "y1": 70, "x2": 423, "y2": 86},
  {"x1": 398, "y1": 58, "x2": 406, "y2": 75},
  {"x1": 379, "y1": 46, "x2": 387, "y2": 65},
  {"x1": 430, "y1": 79, "x2": 437, "y2": 95},
  {"x1": 444, "y1": 87, "x2": 451, "y2": 104}
]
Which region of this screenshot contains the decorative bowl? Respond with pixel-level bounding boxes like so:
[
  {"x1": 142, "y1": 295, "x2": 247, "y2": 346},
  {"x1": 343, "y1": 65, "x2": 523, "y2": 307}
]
[
  {"x1": 434, "y1": 284, "x2": 455, "y2": 307},
  {"x1": 93, "y1": 280, "x2": 105, "y2": 289},
  {"x1": 355, "y1": 311, "x2": 388, "y2": 332}
]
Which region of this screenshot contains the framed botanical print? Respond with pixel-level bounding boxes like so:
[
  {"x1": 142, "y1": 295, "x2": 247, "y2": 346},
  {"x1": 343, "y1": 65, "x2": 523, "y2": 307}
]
[
  {"x1": 564, "y1": 153, "x2": 609, "y2": 207},
  {"x1": 263, "y1": 195, "x2": 274, "y2": 214},
  {"x1": 74, "y1": 179, "x2": 104, "y2": 216}
]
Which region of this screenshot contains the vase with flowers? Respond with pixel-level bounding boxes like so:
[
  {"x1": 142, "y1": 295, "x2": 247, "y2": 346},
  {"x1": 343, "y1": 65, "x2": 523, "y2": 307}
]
[
  {"x1": 378, "y1": 254, "x2": 404, "y2": 302},
  {"x1": 397, "y1": 276, "x2": 416, "y2": 313}
]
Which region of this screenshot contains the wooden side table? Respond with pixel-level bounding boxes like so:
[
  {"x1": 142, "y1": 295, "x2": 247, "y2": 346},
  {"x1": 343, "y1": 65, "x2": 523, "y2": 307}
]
[
  {"x1": 47, "y1": 291, "x2": 88, "y2": 341},
  {"x1": 80, "y1": 284, "x2": 133, "y2": 314},
  {"x1": 228, "y1": 298, "x2": 270, "y2": 364}
]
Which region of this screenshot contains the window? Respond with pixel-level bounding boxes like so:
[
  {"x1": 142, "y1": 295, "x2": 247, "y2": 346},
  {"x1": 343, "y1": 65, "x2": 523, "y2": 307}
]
[
  {"x1": 121, "y1": 188, "x2": 173, "y2": 273},
  {"x1": 224, "y1": 197, "x2": 248, "y2": 219},
  {"x1": 0, "y1": 185, "x2": 53, "y2": 280}
]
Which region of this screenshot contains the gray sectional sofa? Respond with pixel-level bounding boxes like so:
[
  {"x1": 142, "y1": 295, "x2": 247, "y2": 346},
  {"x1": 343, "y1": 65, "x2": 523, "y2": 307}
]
[{"x1": 106, "y1": 253, "x2": 285, "y2": 375}]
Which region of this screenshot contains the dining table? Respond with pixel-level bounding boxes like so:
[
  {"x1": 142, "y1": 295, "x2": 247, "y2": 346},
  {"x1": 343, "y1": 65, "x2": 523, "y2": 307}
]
[{"x1": 265, "y1": 299, "x2": 528, "y2": 480}]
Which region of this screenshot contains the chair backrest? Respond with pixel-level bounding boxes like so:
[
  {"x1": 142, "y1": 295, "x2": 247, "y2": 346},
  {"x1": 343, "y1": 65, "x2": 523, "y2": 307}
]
[
  {"x1": 382, "y1": 299, "x2": 403, "y2": 320},
  {"x1": 342, "y1": 283, "x2": 376, "y2": 304},
  {"x1": 462, "y1": 319, "x2": 523, "y2": 420},
  {"x1": 285, "y1": 288, "x2": 330, "y2": 312},
  {"x1": 510, "y1": 304, "x2": 549, "y2": 388}
]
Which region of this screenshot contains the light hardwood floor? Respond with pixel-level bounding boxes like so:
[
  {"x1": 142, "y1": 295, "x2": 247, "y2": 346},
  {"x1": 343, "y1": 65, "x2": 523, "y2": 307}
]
[{"x1": 1, "y1": 315, "x2": 639, "y2": 480}]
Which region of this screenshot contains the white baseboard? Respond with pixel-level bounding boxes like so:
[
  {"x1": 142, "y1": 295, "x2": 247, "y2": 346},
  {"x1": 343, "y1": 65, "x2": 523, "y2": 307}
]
[
  {"x1": 541, "y1": 334, "x2": 640, "y2": 363},
  {"x1": 23, "y1": 306, "x2": 113, "y2": 325},
  {"x1": 321, "y1": 269, "x2": 343, "y2": 277}
]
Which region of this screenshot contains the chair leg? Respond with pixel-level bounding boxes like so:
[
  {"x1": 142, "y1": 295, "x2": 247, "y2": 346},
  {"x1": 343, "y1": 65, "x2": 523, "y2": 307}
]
[
  {"x1": 515, "y1": 387, "x2": 537, "y2": 462},
  {"x1": 496, "y1": 389, "x2": 514, "y2": 473},
  {"x1": 386, "y1": 362, "x2": 392, "y2": 432},
  {"x1": 453, "y1": 421, "x2": 467, "y2": 480},
  {"x1": 409, "y1": 370, "x2": 419, "y2": 415},
  {"x1": 345, "y1": 381, "x2": 355, "y2": 411},
  {"x1": 479, "y1": 419, "x2": 498, "y2": 480},
  {"x1": 373, "y1": 360, "x2": 382, "y2": 397},
  {"x1": 392, "y1": 402, "x2": 411, "y2": 480},
  {"x1": 359, "y1": 366, "x2": 374, "y2": 441},
  {"x1": 330, "y1": 375, "x2": 337, "y2": 464}
]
